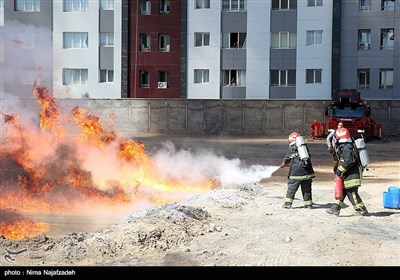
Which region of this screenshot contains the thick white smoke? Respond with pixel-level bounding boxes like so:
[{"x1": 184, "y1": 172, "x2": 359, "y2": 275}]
[
  {"x1": 0, "y1": 20, "x2": 52, "y2": 98},
  {"x1": 150, "y1": 141, "x2": 280, "y2": 185}
]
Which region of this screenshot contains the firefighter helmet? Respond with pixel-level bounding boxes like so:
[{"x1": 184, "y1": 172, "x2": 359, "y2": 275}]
[
  {"x1": 288, "y1": 132, "x2": 300, "y2": 145},
  {"x1": 335, "y1": 127, "x2": 351, "y2": 143}
]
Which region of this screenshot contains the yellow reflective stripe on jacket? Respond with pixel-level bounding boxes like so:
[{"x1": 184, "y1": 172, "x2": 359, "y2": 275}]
[{"x1": 338, "y1": 165, "x2": 347, "y2": 172}]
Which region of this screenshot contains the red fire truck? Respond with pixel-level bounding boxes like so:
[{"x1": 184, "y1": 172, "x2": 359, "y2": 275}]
[{"x1": 324, "y1": 89, "x2": 382, "y2": 140}]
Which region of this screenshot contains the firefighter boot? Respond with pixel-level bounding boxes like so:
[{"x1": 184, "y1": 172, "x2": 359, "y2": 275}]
[
  {"x1": 354, "y1": 206, "x2": 369, "y2": 216},
  {"x1": 282, "y1": 202, "x2": 292, "y2": 209},
  {"x1": 326, "y1": 204, "x2": 340, "y2": 216}
]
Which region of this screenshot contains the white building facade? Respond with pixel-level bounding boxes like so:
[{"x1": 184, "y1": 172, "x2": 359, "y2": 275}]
[{"x1": 1, "y1": 0, "x2": 399, "y2": 100}]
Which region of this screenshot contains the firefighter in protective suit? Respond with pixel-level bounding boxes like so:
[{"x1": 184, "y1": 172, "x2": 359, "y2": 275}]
[
  {"x1": 280, "y1": 132, "x2": 315, "y2": 209},
  {"x1": 326, "y1": 127, "x2": 369, "y2": 216}
]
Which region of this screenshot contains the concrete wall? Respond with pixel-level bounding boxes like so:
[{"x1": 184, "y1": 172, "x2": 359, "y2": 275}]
[{"x1": 5, "y1": 99, "x2": 399, "y2": 138}]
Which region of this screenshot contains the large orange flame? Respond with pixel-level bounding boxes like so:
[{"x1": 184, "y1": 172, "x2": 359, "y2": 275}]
[
  {"x1": 33, "y1": 84, "x2": 64, "y2": 138},
  {"x1": 69, "y1": 106, "x2": 119, "y2": 147},
  {"x1": 0, "y1": 210, "x2": 50, "y2": 240},
  {"x1": 0, "y1": 84, "x2": 220, "y2": 240}
]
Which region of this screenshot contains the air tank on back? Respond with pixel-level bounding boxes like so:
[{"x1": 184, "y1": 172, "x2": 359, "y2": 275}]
[
  {"x1": 295, "y1": 136, "x2": 310, "y2": 161},
  {"x1": 354, "y1": 137, "x2": 370, "y2": 169}
]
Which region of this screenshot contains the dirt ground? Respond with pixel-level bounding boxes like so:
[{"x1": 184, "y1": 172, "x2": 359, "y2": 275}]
[{"x1": 1, "y1": 135, "x2": 399, "y2": 269}]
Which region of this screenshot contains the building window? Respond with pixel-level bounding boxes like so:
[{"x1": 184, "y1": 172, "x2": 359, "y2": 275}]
[
  {"x1": 140, "y1": 33, "x2": 151, "y2": 51},
  {"x1": 159, "y1": 34, "x2": 170, "y2": 52},
  {"x1": 271, "y1": 0, "x2": 296, "y2": 10},
  {"x1": 159, "y1": 0, "x2": 170, "y2": 14},
  {"x1": 271, "y1": 32, "x2": 296, "y2": 48},
  {"x1": 196, "y1": 0, "x2": 210, "y2": 9},
  {"x1": 358, "y1": 30, "x2": 371, "y2": 50},
  {"x1": 381, "y1": 29, "x2": 394, "y2": 49},
  {"x1": 222, "y1": 33, "x2": 247, "y2": 48},
  {"x1": 100, "y1": 0, "x2": 114, "y2": 10},
  {"x1": 306, "y1": 69, "x2": 322, "y2": 84},
  {"x1": 63, "y1": 32, "x2": 88, "y2": 49},
  {"x1": 359, "y1": 0, "x2": 371, "y2": 11},
  {"x1": 223, "y1": 70, "x2": 246, "y2": 86},
  {"x1": 195, "y1": 33, "x2": 210, "y2": 47},
  {"x1": 140, "y1": 0, "x2": 151, "y2": 15},
  {"x1": 379, "y1": 69, "x2": 393, "y2": 89},
  {"x1": 271, "y1": 70, "x2": 296, "y2": 86},
  {"x1": 15, "y1": 0, "x2": 40, "y2": 12},
  {"x1": 306, "y1": 30, "x2": 322, "y2": 46},
  {"x1": 63, "y1": 68, "x2": 88, "y2": 85},
  {"x1": 100, "y1": 33, "x2": 114, "y2": 47},
  {"x1": 63, "y1": 0, "x2": 88, "y2": 12},
  {"x1": 194, "y1": 69, "x2": 209, "y2": 83},
  {"x1": 357, "y1": 69, "x2": 370, "y2": 89},
  {"x1": 100, "y1": 69, "x2": 114, "y2": 83},
  {"x1": 307, "y1": 0, "x2": 323, "y2": 7},
  {"x1": 222, "y1": 0, "x2": 247, "y2": 11},
  {"x1": 139, "y1": 70, "x2": 150, "y2": 88},
  {"x1": 157, "y1": 71, "x2": 169, "y2": 89},
  {"x1": 381, "y1": 0, "x2": 395, "y2": 11}
]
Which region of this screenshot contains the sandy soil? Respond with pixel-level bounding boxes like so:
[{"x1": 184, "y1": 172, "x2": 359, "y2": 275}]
[{"x1": 1, "y1": 135, "x2": 399, "y2": 268}]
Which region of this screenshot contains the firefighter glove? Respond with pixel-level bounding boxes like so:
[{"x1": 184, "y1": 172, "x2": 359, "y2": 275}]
[
  {"x1": 335, "y1": 169, "x2": 342, "y2": 177},
  {"x1": 280, "y1": 163, "x2": 286, "y2": 169},
  {"x1": 327, "y1": 146, "x2": 333, "y2": 154}
]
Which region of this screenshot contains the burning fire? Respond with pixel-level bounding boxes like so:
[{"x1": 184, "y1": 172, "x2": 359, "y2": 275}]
[
  {"x1": 0, "y1": 210, "x2": 50, "y2": 240},
  {"x1": 0, "y1": 84, "x2": 219, "y2": 240},
  {"x1": 33, "y1": 85, "x2": 64, "y2": 138}
]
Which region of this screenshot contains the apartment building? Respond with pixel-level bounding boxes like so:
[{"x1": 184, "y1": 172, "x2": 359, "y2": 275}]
[
  {"x1": 340, "y1": 0, "x2": 399, "y2": 100},
  {"x1": 2, "y1": 0, "x2": 53, "y2": 98},
  {"x1": 129, "y1": 0, "x2": 183, "y2": 98},
  {"x1": 1, "y1": 0, "x2": 398, "y2": 100},
  {"x1": 1, "y1": 0, "x2": 124, "y2": 99},
  {"x1": 185, "y1": 0, "x2": 398, "y2": 99},
  {"x1": 52, "y1": 0, "x2": 123, "y2": 99}
]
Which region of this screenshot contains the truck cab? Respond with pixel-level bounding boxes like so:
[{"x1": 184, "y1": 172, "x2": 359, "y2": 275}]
[{"x1": 325, "y1": 89, "x2": 381, "y2": 140}]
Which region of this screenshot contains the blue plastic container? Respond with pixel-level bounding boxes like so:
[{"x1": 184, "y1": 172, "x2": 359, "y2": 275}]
[
  {"x1": 388, "y1": 186, "x2": 400, "y2": 196},
  {"x1": 383, "y1": 186, "x2": 400, "y2": 209}
]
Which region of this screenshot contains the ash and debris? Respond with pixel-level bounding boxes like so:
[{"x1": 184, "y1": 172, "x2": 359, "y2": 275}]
[
  {"x1": 0, "y1": 183, "x2": 250, "y2": 265},
  {"x1": 1, "y1": 180, "x2": 399, "y2": 266}
]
